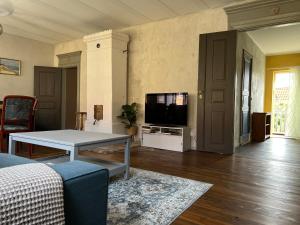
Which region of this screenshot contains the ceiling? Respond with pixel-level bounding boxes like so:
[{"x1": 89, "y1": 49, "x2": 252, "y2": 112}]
[
  {"x1": 248, "y1": 23, "x2": 300, "y2": 55},
  {"x1": 0, "y1": 0, "x2": 246, "y2": 44}
]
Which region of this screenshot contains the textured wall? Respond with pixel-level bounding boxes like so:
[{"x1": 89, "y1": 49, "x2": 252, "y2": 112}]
[
  {"x1": 54, "y1": 39, "x2": 87, "y2": 111},
  {"x1": 52, "y1": 8, "x2": 228, "y2": 148},
  {"x1": 234, "y1": 32, "x2": 266, "y2": 147},
  {"x1": 0, "y1": 33, "x2": 54, "y2": 99},
  {"x1": 119, "y1": 8, "x2": 228, "y2": 149}
]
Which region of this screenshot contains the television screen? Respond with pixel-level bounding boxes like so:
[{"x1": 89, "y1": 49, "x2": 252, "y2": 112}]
[{"x1": 145, "y1": 93, "x2": 188, "y2": 126}]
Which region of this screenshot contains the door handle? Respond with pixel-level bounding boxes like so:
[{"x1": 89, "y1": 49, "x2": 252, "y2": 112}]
[{"x1": 199, "y1": 90, "x2": 205, "y2": 99}]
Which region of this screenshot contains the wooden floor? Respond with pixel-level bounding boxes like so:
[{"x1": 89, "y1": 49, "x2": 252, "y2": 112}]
[{"x1": 11, "y1": 137, "x2": 300, "y2": 225}]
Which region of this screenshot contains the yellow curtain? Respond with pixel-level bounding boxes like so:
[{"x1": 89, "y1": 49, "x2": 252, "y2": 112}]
[{"x1": 285, "y1": 67, "x2": 300, "y2": 139}]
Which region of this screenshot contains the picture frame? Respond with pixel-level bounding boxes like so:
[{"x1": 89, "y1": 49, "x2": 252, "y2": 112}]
[{"x1": 0, "y1": 58, "x2": 21, "y2": 76}]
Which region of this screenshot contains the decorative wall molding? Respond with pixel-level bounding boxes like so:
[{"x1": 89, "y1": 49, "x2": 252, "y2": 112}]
[
  {"x1": 84, "y1": 30, "x2": 129, "y2": 52},
  {"x1": 224, "y1": 0, "x2": 300, "y2": 31},
  {"x1": 57, "y1": 51, "x2": 81, "y2": 67},
  {"x1": 83, "y1": 30, "x2": 129, "y2": 43}
]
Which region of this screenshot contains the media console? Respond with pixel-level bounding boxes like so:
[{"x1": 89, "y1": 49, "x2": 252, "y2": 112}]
[{"x1": 141, "y1": 125, "x2": 190, "y2": 152}]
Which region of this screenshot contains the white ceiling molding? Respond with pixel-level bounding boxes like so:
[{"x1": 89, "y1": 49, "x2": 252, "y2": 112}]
[
  {"x1": 83, "y1": 29, "x2": 129, "y2": 43},
  {"x1": 57, "y1": 51, "x2": 82, "y2": 69},
  {"x1": 224, "y1": 0, "x2": 300, "y2": 31}
]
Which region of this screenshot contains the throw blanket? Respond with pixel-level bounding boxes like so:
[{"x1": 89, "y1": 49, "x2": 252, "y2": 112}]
[{"x1": 0, "y1": 163, "x2": 65, "y2": 225}]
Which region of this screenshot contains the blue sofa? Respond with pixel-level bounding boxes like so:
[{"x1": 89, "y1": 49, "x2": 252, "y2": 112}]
[{"x1": 0, "y1": 153, "x2": 109, "y2": 225}]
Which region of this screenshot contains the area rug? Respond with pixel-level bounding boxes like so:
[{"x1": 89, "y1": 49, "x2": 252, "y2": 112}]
[
  {"x1": 91, "y1": 142, "x2": 153, "y2": 154},
  {"x1": 108, "y1": 168, "x2": 212, "y2": 225}
]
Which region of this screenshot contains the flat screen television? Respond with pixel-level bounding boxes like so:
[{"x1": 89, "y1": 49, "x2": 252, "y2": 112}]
[{"x1": 145, "y1": 93, "x2": 188, "y2": 126}]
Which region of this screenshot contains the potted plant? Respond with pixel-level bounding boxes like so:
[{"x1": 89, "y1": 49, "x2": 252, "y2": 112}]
[{"x1": 118, "y1": 103, "x2": 138, "y2": 136}]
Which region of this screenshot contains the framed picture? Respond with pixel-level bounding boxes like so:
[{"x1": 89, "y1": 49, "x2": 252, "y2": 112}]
[{"x1": 0, "y1": 58, "x2": 21, "y2": 76}]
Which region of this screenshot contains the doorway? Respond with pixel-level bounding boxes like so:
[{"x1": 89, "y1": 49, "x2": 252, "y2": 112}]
[
  {"x1": 271, "y1": 71, "x2": 291, "y2": 136},
  {"x1": 34, "y1": 66, "x2": 79, "y2": 130},
  {"x1": 62, "y1": 67, "x2": 78, "y2": 129},
  {"x1": 58, "y1": 51, "x2": 81, "y2": 130},
  {"x1": 271, "y1": 69, "x2": 300, "y2": 139},
  {"x1": 240, "y1": 50, "x2": 253, "y2": 145}
]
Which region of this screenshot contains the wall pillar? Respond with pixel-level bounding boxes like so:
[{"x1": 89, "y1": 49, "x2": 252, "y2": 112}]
[{"x1": 83, "y1": 30, "x2": 129, "y2": 133}]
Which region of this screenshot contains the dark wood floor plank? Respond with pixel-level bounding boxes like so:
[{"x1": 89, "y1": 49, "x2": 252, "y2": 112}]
[{"x1": 8, "y1": 137, "x2": 300, "y2": 225}]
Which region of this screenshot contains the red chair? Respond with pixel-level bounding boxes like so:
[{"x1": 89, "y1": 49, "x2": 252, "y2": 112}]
[{"x1": 0, "y1": 95, "x2": 37, "y2": 158}]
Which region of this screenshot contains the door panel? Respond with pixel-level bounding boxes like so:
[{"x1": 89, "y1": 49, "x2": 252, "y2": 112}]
[
  {"x1": 211, "y1": 111, "x2": 225, "y2": 144},
  {"x1": 65, "y1": 67, "x2": 78, "y2": 129},
  {"x1": 34, "y1": 66, "x2": 62, "y2": 130},
  {"x1": 240, "y1": 50, "x2": 253, "y2": 144},
  {"x1": 197, "y1": 30, "x2": 237, "y2": 154},
  {"x1": 212, "y1": 40, "x2": 226, "y2": 80}
]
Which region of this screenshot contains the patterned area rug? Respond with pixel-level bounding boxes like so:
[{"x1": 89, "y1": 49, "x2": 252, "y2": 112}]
[
  {"x1": 108, "y1": 169, "x2": 212, "y2": 225},
  {"x1": 91, "y1": 142, "x2": 148, "y2": 154}
]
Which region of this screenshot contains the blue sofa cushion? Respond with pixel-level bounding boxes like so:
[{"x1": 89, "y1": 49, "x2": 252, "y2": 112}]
[
  {"x1": 0, "y1": 153, "x2": 34, "y2": 169},
  {"x1": 52, "y1": 161, "x2": 109, "y2": 225},
  {"x1": 52, "y1": 160, "x2": 107, "y2": 181}
]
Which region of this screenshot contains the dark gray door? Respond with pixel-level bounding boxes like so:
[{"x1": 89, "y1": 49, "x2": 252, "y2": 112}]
[
  {"x1": 34, "y1": 66, "x2": 62, "y2": 130},
  {"x1": 65, "y1": 67, "x2": 78, "y2": 129},
  {"x1": 197, "y1": 30, "x2": 237, "y2": 154},
  {"x1": 240, "y1": 50, "x2": 253, "y2": 144}
]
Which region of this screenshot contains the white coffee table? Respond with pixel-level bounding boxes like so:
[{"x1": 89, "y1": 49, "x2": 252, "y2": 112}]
[{"x1": 8, "y1": 130, "x2": 131, "y2": 179}]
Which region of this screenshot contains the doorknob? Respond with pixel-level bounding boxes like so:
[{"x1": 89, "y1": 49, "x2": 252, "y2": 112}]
[{"x1": 199, "y1": 90, "x2": 204, "y2": 99}]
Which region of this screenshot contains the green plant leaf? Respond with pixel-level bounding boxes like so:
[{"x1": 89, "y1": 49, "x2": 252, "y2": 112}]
[{"x1": 117, "y1": 102, "x2": 138, "y2": 128}]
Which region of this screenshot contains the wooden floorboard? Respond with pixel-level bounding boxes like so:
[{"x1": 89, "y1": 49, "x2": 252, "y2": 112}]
[{"x1": 5, "y1": 137, "x2": 300, "y2": 225}]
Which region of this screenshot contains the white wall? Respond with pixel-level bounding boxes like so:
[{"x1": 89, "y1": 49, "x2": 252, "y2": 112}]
[{"x1": 0, "y1": 33, "x2": 54, "y2": 99}]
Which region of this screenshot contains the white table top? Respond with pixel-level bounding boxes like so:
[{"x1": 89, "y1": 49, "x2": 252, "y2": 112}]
[{"x1": 10, "y1": 130, "x2": 130, "y2": 147}]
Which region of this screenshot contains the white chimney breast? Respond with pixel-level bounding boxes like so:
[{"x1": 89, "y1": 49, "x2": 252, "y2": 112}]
[{"x1": 84, "y1": 30, "x2": 129, "y2": 134}]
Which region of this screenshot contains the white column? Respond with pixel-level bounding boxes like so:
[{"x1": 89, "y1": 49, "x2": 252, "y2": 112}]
[{"x1": 84, "y1": 30, "x2": 129, "y2": 134}]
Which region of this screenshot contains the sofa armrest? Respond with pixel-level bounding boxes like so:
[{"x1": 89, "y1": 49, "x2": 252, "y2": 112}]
[
  {"x1": 52, "y1": 161, "x2": 109, "y2": 225},
  {"x1": 0, "y1": 153, "x2": 34, "y2": 169}
]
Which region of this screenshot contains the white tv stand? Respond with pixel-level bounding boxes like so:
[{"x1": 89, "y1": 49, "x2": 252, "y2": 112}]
[{"x1": 141, "y1": 125, "x2": 190, "y2": 152}]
